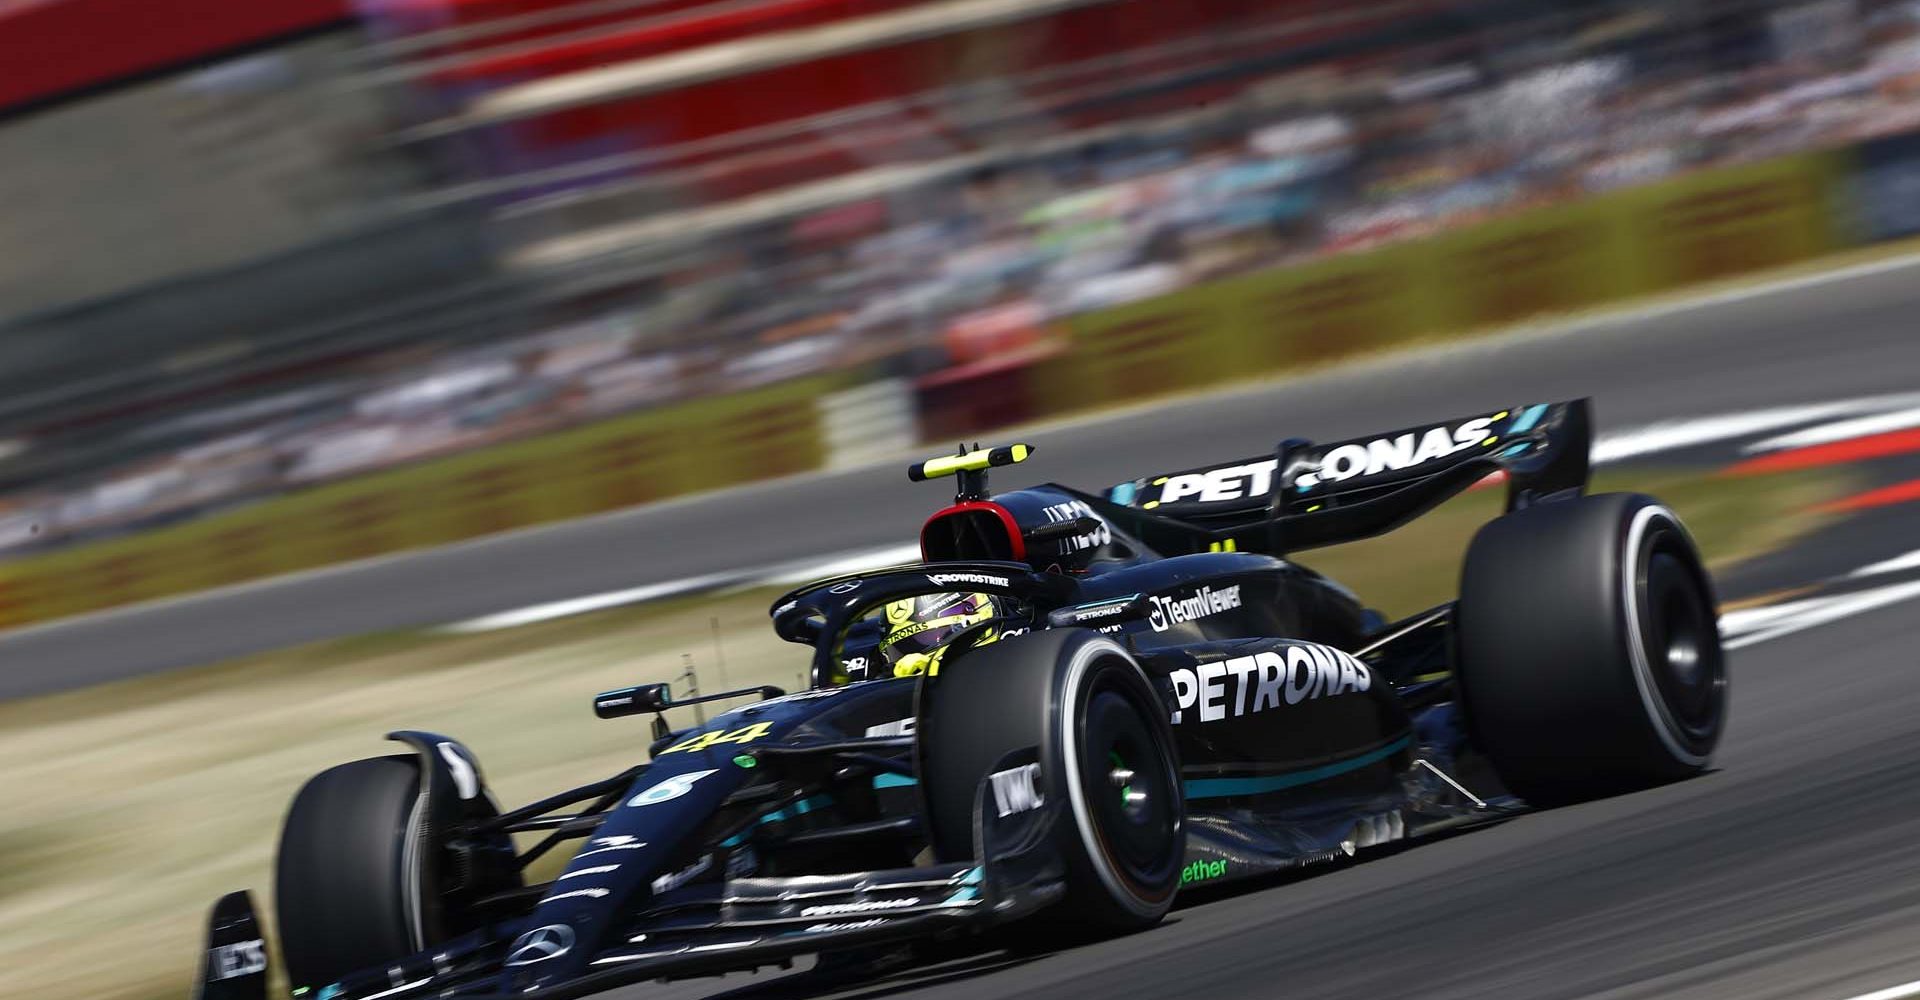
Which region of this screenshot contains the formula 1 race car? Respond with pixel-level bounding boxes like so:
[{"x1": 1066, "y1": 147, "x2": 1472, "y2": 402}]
[{"x1": 194, "y1": 398, "x2": 1727, "y2": 1000}]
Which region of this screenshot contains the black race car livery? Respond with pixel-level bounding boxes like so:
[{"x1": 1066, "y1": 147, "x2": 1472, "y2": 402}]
[{"x1": 195, "y1": 399, "x2": 1727, "y2": 1000}]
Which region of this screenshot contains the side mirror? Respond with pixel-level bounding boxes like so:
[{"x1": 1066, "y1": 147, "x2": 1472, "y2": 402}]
[{"x1": 594, "y1": 682, "x2": 673, "y2": 719}]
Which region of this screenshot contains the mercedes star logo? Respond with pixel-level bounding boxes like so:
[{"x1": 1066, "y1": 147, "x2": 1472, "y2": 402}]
[{"x1": 504, "y1": 924, "x2": 575, "y2": 966}]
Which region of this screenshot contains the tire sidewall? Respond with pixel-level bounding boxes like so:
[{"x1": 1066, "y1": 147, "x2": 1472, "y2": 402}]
[
  {"x1": 1050, "y1": 636, "x2": 1184, "y2": 922},
  {"x1": 1456, "y1": 492, "x2": 1727, "y2": 803},
  {"x1": 918, "y1": 628, "x2": 1184, "y2": 927},
  {"x1": 1620, "y1": 503, "x2": 1725, "y2": 766}
]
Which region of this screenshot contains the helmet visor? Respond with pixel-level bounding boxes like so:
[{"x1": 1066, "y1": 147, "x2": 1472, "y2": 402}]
[{"x1": 881, "y1": 592, "x2": 994, "y2": 663}]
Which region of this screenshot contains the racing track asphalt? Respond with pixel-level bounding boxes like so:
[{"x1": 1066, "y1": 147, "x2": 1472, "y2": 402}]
[{"x1": 6, "y1": 256, "x2": 1920, "y2": 696}]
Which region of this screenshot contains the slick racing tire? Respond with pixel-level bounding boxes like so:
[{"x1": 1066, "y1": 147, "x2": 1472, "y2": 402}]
[
  {"x1": 1456, "y1": 493, "x2": 1726, "y2": 806},
  {"x1": 275, "y1": 756, "x2": 436, "y2": 991},
  {"x1": 918, "y1": 629, "x2": 1184, "y2": 931}
]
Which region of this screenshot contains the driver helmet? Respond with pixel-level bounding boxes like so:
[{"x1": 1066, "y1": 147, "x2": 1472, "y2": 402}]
[{"x1": 881, "y1": 592, "x2": 1006, "y2": 677}]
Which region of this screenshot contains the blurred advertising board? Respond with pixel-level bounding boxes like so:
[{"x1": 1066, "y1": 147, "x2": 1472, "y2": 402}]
[
  {"x1": 1034, "y1": 148, "x2": 1846, "y2": 416},
  {"x1": 1423, "y1": 199, "x2": 1636, "y2": 330},
  {"x1": 1622, "y1": 153, "x2": 1844, "y2": 291}
]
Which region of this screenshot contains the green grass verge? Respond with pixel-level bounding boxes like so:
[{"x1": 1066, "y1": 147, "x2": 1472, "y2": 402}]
[{"x1": 0, "y1": 464, "x2": 1848, "y2": 1000}]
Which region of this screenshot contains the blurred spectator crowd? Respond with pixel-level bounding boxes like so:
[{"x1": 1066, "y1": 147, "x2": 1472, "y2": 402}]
[{"x1": 8, "y1": 0, "x2": 1920, "y2": 555}]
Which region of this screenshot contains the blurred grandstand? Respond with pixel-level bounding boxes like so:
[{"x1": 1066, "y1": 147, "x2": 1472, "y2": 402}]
[{"x1": 1, "y1": 0, "x2": 1917, "y2": 556}]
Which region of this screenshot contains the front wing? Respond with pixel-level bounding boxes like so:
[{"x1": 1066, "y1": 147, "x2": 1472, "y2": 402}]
[{"x1": 203, "y1": 772, "x2": 1068, "y2": 1000}]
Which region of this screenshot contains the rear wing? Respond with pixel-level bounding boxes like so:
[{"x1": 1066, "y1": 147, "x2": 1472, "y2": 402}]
[{"x1": 1081, "y1": 400, "x2": 1591, "y2": 555}]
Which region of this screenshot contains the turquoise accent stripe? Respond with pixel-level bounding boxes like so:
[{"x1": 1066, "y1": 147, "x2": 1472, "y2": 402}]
[
  {"x1": 1500, "y1": 442, "x2": 1531, "y2": 458},
  {"x1": 1183, "y1": 737, "x2": 1411, "y2": 799},
  {"x1": 720, "y1": 794, "x2": 836, "y2": 846},
  {"x1": 1508, "y1": 404, "x2": 1549, "y2": 434},
  {"x1": 743, "y1": 740, "x2": 1411, "y2": 820},
  {"x1": 1068, "y1": 594, "x2": 1140, "y2": 612},
  {"x1": 1109, "y1": 482, "x2": 1138, "y2": 505}
]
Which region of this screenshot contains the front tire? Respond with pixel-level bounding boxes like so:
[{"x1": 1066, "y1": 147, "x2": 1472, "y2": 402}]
[
  {"x1": 1455, "y1": 493, "x2": 1727, "y2": 805},
  {"x1": 918, "y1": 629, "x2": 1184, "y2": 931},
  {"x1": 275, "y1": 756, "x2": 431, "y2": 990}
]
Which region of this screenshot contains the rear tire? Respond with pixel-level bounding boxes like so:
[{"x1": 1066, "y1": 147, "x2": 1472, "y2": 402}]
[
  {"x1": 1456, "y1": 493, "x2": 1726, "y2": 805},
  {"x1": 275, "y1": 756, "x2": 429, "y2": 990},
  {"x1": 918, "y1": 629, "x2": 1184, "y2": 931}
]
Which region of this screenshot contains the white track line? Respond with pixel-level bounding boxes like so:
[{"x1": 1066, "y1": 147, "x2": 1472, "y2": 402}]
[
  {"x1": 1829, "y1": 978, "x2": 1920, "y2": 1000},
  {"x1": 1591, "y1": 395, "x2": 1920, "y2": 465},
  {"x1": 1746, "y1": 403, "x2": 1920, "y2": 452},
  {"x1": 441, "y1": 571, "x2": 751, "y2": 633},
  {"x1": 441, "y1": 543, "x2": 924, "y2": 633},
  {"x1": 1850, "y1": 547, "x2": 1920, "y2": 578},
  {"x1": 1721, "y1": 579, "x2": 1920, "y2": 650},
  {"x1": 757, "y1": 543, "x2": 923, "y2": 586}
]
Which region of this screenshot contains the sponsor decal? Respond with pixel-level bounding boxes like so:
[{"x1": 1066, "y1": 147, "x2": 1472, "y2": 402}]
[
  {"x1": 207, "y1": 939, "x2": 267, "y2": 981},
  {"x1": 841, "y1": 656, "x2": 870, "y2": 680},
  {"x1": 989, "y1": 763, "x2": 1045, "y2": 817},
  {"x1": 504, "y1": 924, "x2": 576, "y2": 966},
  {"x1": 1155, "y1": 459, "x2": 1281, "y2": 506},
  {"x1": 865, "y1": 718, "x2": 917, "y2": 737},
  {"x1": 1040, "y1": 499, "x2": 1112, "y2": 554},
  {"x1": 927, "y1": 571, "x2": 1010, "y2": 588},
  {"x1": 539, "y1": 888, "x2": 610, "y2": 904},
  {"x1": 828, "y1": 581, "x2": 862, "y2": 594},
  {"x1": 1066, "y1": 600, "x2": 1133, "y2": 623},
  {"x1": 1181, "y1": 859, "x2": 1229, "y2": 885},
  {"x1": 1167, "y1": 644, "x2": 1372, "y2": 724},
  {"x1": 1294, "y1": 416, "x2": 1497, "y2": 490},
  {"x1": 887, "y1": 620, "x2": 934, "y2": 643},
  {"x1": 627, "y1": 769, "x2": 719, "y2": 807},
  {"x1": 1147, "y1": 585, "x2": 1242, "y2": 632},
  {"x1": 558, "y1": 864, "x2": 620, "y2": 881},
  {"x1": 804, "y1": 918, "x2": 888, "y2": 934},
  {"x1": 659, "y1": 722, "x2": 774, "y2": 755},
  {"x1": 650, "y1": 855, "x2": 713, "y2": 894},
  {"x1": 801, "y1": 897, "x2": 919, "y2": 917}
]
